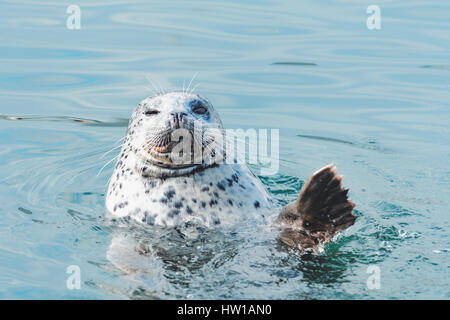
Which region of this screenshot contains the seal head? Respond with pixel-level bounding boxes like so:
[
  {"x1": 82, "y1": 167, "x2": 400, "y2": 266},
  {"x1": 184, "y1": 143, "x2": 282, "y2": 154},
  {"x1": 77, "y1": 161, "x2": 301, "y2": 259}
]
[{"x1": 128, "y1": 91, "x2": 224, "y2": 178}]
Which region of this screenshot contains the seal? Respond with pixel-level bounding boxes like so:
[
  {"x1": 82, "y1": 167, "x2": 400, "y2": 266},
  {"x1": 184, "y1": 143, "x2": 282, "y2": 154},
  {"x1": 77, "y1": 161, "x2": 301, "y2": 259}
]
[{"x1": 106, "y1": 91, "x2": 357, "y2": 250}]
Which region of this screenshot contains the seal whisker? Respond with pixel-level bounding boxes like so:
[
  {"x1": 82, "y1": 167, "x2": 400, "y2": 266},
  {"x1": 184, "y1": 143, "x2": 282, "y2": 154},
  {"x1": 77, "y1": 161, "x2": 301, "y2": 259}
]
[
  {"x1": 156, "y1": 79, "x2": 166, "y2": 94},
  {"x1": 143, "y1": 74, "x2": 162, "y2": 95},
  {"x1": 146, "y1": 85, "x2": 159, "y2": 95},
  {"x1": 97, "y1": 154, "x2": 119, "y2": 177},
  {"x1": 144, "y1": 74, "x2": 166, "y2": 95},
  {"x1": 115, "y1": 136, "x2": 126, "y2": 145},
  {"x1": 190, "y1": 83, "x2": 200, "y2": 94},
  {"x1": 186, "y1": 72, "x2": 198, "y2": 93},
  {"x1": 100, "y1": 144, "x2": 123, "y2": 159},
  {"x1": 145, "y1": 131, "x2": 173, "y2": 146},
  {"x1": 197, "y1": 132, "x2": 227, "y2": 164}
]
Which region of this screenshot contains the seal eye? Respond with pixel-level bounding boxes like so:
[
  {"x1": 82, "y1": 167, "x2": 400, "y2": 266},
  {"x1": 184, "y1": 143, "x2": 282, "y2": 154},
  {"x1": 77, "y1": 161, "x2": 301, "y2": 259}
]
[
  {"x1": 191, "y1": 100, "x2": 208, "y2": 115},
  {"x1": 145, "y1": 109, "x2": 159, "y2": 116}
]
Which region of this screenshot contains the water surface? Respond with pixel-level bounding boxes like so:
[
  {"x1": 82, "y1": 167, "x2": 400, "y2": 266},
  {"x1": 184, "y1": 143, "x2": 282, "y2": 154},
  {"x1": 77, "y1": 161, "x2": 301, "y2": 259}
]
[{"x1": 0, "y1": 0, "x2": 449, "y2": 299}]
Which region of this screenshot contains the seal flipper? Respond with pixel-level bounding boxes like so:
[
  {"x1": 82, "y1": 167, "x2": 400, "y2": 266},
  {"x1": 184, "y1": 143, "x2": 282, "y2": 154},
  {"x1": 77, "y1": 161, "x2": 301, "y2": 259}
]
[{"x1": 277, "y1": 164, "x2": 357, "y2": 250}]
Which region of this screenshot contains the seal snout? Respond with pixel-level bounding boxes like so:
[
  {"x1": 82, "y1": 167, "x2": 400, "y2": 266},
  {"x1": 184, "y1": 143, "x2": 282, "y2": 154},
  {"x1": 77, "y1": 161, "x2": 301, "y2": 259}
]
[
  {"x1": 147, "y1": 112, "x2": 193, "y2": 154},
  {"x1": 169, "y1": 112, "x2": 188, "y2": 130}
]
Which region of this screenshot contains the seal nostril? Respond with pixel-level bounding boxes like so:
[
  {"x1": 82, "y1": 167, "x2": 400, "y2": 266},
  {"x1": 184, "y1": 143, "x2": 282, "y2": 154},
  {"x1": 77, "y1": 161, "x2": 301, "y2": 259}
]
[
  {"x1": 170, "y1": 112, "x2": 188, "y2": 128},
  {"x1": 171, "y1": 112, "x2": 187, "y2": 117}
]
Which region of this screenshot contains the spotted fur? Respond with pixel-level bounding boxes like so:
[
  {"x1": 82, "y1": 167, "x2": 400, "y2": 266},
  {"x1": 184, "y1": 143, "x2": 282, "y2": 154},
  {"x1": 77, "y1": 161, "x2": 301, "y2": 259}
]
[{"x1": 105, "y1": 92, "x2": 272, "y2": 227}]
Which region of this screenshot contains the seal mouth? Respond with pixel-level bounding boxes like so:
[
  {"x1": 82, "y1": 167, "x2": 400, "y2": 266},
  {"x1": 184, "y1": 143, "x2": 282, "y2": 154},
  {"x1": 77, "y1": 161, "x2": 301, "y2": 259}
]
[
  {"x1": 152, "y1": 145, "x2": 170, "y2": 153},
  {"x1": 148, "y1": 141, "x2": 176, "y2": 154},
  {"x1": 142, "y1": 136, "x2": 199, "y2": 169},
  {"x1": 137, "y1": 137, "x2": 214, "y2": 178},
  {"x1": 137, "y1": 119, "x2": 225, "y2": 176}
]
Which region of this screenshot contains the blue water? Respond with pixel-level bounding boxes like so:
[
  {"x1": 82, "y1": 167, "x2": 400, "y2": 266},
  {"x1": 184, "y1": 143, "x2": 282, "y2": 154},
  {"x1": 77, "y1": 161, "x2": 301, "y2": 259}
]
[{"x1": 0, "y1": 0, "x2": 449, "y2": 299}]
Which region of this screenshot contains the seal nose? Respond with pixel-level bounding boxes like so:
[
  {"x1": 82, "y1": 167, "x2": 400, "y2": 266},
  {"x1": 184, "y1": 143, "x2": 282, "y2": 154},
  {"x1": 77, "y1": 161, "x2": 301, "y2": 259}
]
[{"x1": 170, "y1": 112, "x2": 187, "y2": 129}]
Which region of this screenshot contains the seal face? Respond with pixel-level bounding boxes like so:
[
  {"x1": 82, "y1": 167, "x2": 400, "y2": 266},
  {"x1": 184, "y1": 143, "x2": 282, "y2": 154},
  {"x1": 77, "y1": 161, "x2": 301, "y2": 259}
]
[{"x1": 105, "y1": 92, "x2": 273, "y2": 227}]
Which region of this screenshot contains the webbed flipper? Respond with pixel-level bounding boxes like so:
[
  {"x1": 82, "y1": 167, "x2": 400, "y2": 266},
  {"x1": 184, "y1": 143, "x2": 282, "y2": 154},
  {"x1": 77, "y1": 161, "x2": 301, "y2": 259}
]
[{"x1": 277, "y1": 164, "x2": 357, "y2": 250}]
